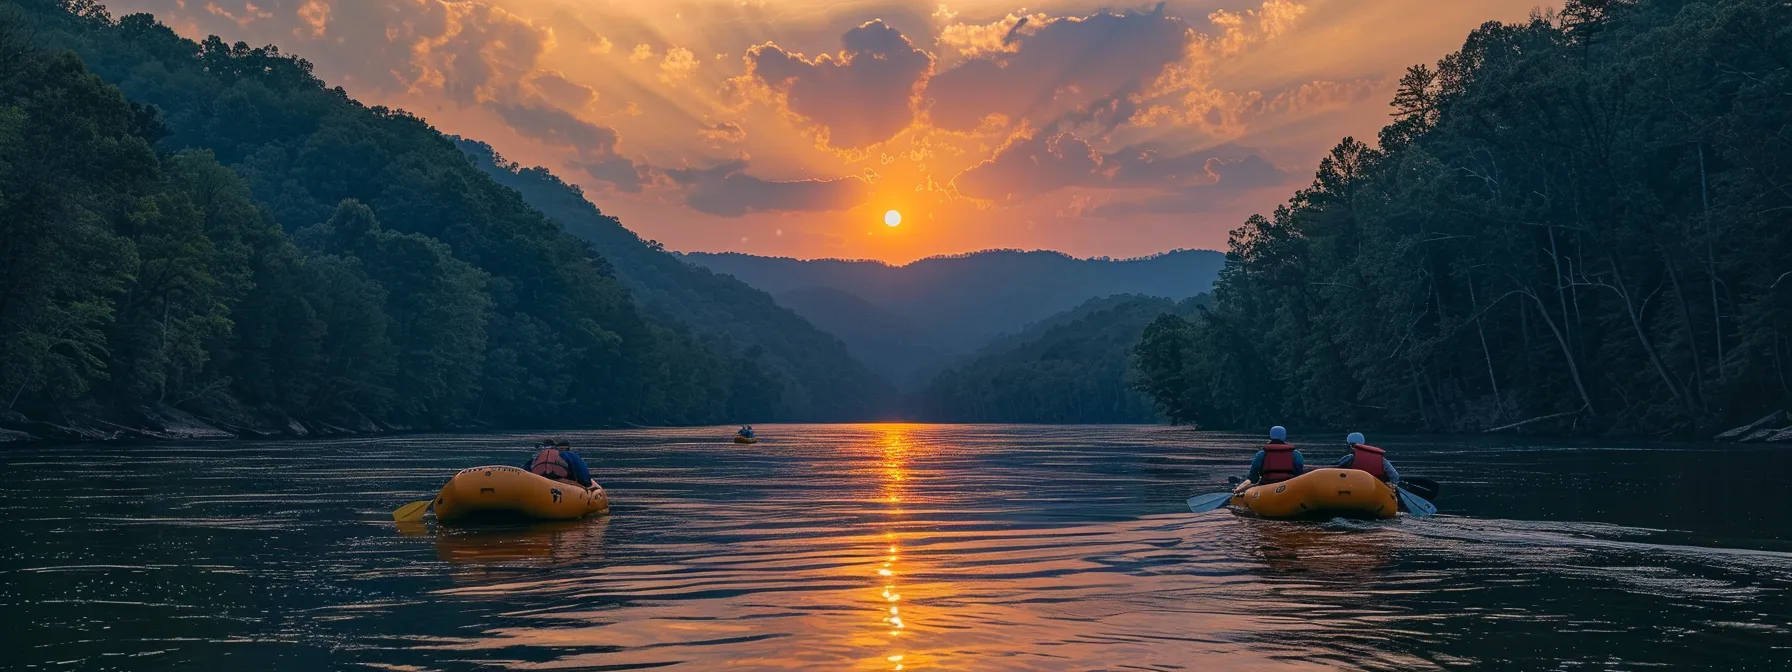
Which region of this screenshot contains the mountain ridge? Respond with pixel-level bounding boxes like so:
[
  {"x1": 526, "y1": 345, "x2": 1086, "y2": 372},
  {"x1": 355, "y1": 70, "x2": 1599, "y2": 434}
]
[{"x1": 681, "y1": 248, "x2": 1224, "y2": 384}]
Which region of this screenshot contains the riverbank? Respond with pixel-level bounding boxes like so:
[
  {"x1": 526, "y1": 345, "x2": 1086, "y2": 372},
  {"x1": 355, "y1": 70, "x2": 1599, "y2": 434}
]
[
  {"x1": 8, "y1": 406, "x2": 1789, "y2": 446},
  {"x1": 0, "y1": 402, "x2": 407, "y2": 444}
]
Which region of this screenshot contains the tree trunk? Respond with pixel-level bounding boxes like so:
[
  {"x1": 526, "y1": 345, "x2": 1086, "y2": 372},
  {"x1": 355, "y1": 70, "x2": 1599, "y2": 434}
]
[
  {"x1": 1699, "y1": 143, "x2": 1724, "y2": 372},
  {"x1": 1523, "y1": 288, "x2": 1597, "y2": 415},
  {"x1": 1607, "y1": 255, "x2": 1693, "y2": 414},
  {"x1": 1467, "y1": 273, "x2": 1502, "y2": 411},
  {"x1": 1662, "y1": 253, "x2": 1708, "y2": 411}
]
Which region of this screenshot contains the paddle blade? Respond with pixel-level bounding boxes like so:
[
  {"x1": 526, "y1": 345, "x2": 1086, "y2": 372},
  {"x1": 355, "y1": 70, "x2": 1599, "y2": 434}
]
[
  {"x1": 1402, "y1": 477, "x2": 1441, "y2": 502},
  {"x1": 1396, "y1": 487, "x2": 1437, "y2": 517},
  {"x1": 1187, "y1": 492, "x2": 1234, "y2": 514},
  {"x1": 392, "y1": 500, "x2": 431, "y2": 523}
]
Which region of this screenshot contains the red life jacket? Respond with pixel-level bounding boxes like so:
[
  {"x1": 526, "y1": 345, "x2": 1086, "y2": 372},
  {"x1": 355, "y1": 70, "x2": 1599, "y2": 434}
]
[
  {"x1": 1260, "y1": 442, "x2": 1297, "y2": 484},
  {"x1": 1350, "y1": 444, "x2": 1386, "y2": 479},
  {"x1": 529, "y1": 448, "x2": 570, "y2": 480}
]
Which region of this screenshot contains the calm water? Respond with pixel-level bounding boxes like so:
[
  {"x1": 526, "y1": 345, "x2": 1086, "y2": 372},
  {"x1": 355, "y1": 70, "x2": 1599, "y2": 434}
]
[{"x1": 3, "y1": 425, "x2": 1790, "y2": 670}]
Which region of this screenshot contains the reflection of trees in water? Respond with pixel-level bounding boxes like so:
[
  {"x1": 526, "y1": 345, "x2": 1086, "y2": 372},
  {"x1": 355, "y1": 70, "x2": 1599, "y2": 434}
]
[
  {"x1": 431, "y1": 517, "x2": 612, "y2": 567},
  {"x1": 1221, "y1": 519, "x2": 1431, "y2": 671},
  {"x1": 1237, "y1": 520, "x2": 1395, "y2": 579}
]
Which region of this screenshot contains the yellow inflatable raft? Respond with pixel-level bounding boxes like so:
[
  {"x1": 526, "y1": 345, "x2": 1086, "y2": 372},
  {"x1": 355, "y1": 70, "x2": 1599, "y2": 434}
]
[
  {"x1": 432, "y1": 465, "x2": 609, "y2": 524},
  {"x1": 734, "y1": 436, "x2": 757, "y2": 444},
  {"x1": 1229, "y1": 468, "x2": 1397, "y2": 519}
]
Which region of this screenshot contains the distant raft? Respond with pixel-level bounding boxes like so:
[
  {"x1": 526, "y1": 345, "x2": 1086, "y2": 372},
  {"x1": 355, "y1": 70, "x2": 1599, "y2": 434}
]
[
  {"x1": 734, "y1": 436, "x2": 758, "y2": 444},
  {"x1": 432, "y1": 465, "x2": 609, "y2": 524},
  {"x1": 1229, "y1": 468, "x2": 1397, "y2": 519}
]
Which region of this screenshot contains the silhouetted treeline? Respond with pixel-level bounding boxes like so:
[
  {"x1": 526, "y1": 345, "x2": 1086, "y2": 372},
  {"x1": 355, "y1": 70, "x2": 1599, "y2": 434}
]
[
  {"x1": 912, "y1": 296, "x2": 1207, "y2": 423},
  {"x1": 0, "y1": 2, "x2": 795, "y2": 433},
  {"x1": 682, "y1": 248, "x2": 1224, "y2": 383},
  {"x1": 460, "y1": 140, "x2": 894, "y2": 420},
  {"x1": 1134, "y1": 0, "x2": 1792, "y2": 434}
]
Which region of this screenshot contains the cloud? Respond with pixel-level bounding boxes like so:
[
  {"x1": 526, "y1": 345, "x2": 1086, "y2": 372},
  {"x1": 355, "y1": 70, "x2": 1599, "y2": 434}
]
[
  {"x1": 486, "y1": 102, "x2": 648, "y2": 193},
  {"x1": 664, "y1": 160, "x2": 872, "y2": 216},
  {"x1": 953, "y1": 132, "x2": 1102, "y2": 201},
  {"x1": 123, "y1": 0, "x2": 559, "y2": 105},
  {"x1": 1134, "y1": 79, "x2": 1385, "y2": 135},
  {"x1": 926, "y1": 6, "x2": 1192, "y2": 133},
  {"x1": 954, "y1": 130, "x2": 1287, "y2": 203},
  {"x1": 1091, "y1": 155, "x2": 1292, "y2": 217},
  {"x1": 528, "y1": 71, "x2": 598, "y2": 111},
  {"x1": 697, "y1": 121, "x2": 747, "y2": 144},
  {"x1": 630, "y1": 43, "x2": 655, "y2": 63},
  {"x1": 742, "y1": 20, "x2": 933, "y2": 149},
  {"x1": 659, "y1": 47, "x2": 699, "y2": 83},
  {"x1": 936, "y1": 11, "x2": 1043, "y2": 57}
]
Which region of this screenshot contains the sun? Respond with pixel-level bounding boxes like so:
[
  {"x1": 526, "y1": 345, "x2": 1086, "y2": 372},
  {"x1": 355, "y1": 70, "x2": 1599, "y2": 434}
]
[{"x1": 884, "y1": 210, "x2": 902, "y2": 227}]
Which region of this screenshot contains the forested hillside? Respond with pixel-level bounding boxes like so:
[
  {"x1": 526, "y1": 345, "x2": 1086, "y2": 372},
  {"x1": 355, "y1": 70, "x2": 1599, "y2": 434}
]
[
  {"x1": 1135, "y1": 0, "x2": 1792, "y2": 435},
  {"x1": 684, "y1": 248, "x2": 1224, "y2": 378},
  {"x1": 459, "y1": 141, "x2": 892, "y2": 420},
  {"x1": 771, "y1": 286, "x2": 944, "y2": 389},
  {"x1": 0, "y1": 2, "x2": 786, "y2": 436},
  {"x1": 912, "y1": 296, "x2": 1207, "y2": 423}
]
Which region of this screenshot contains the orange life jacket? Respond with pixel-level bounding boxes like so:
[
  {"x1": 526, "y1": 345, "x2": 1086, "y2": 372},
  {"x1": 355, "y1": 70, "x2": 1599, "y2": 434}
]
[
  {"x1": 529, "y1": 448, "x2": 570, "y2": 481},
  {"x1": 1260, "y1": 442, "x2": 1297, "y2": 484},
  {"x1": 1349, "y1": 443, "x2": 1386, "y2": 479}
]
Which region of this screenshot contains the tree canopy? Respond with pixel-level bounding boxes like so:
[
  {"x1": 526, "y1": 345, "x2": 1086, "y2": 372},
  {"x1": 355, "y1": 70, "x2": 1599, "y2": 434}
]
[
  {"x1": 1, "y1": 1, "x2": 786, "y2": 432},
  {"x1": 1134, "y1": 0, "x2": 1792, "y2": 435}
]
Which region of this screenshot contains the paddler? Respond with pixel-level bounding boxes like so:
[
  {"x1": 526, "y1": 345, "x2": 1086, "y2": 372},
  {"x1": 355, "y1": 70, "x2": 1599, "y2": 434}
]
[
  {"x1": 1335, "y1": 432, "x2": 1400, "y2": 484},
  {"x1": 1235, "y1": 426, "x2": 1305, "y2": 493},
  {"x1": 523, "y1": 438, "x2": 594, "y2": 487}
]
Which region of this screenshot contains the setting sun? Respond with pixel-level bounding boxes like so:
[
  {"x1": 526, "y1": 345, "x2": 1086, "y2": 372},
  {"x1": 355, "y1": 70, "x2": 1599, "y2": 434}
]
[{"x1": 884, "y1": 210, "x2": 902, "y2": 227}]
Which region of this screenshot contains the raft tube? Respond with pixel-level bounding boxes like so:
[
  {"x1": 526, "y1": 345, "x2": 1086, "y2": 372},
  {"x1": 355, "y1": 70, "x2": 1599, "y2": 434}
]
[
  {"x1": 734, "y1": 436, "x2": 757, "y2": 444},
  {"x1": 1229, "y1": 468, "x2": 1397, "y2": 519},
  {"x1": 432, "y1": 465, "x2": 609, "y2": 524}
]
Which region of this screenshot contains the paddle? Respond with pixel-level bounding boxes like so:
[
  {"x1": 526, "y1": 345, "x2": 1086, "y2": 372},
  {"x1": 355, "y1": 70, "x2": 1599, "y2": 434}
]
[
  {"x1": 392, "y1": 499, "x2": 431, "y2": 523},
  {"x1": 1401, "y1": 477, "x2": 1441, "y2": 502},
  {"x1": 1187, "y1": 491, "x2": 1235, "y2": 513},
  {"x1": 1395, "y1": 485, "x2": 1437, "y2": 517}
]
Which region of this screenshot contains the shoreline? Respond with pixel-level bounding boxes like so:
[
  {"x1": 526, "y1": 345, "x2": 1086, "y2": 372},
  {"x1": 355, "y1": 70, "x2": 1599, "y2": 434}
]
[{"x1": 6, "y1": 411, "x2": 1788, "y2": 446}]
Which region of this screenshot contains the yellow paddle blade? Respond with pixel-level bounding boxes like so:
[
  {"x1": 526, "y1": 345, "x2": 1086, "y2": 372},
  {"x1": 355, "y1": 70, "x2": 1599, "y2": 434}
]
[{"x1": 392, "y1": 499, "x2": 432, "y2": 523}]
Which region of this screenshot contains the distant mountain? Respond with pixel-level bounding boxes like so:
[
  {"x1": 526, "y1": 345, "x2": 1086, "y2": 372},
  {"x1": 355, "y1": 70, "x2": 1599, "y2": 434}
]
[
  {"x1": 773, "y1": 287, "x2": 946, "y2": 389},
  {"x1": 909, "y1": 295, "x2": 1212, "y2": 423},
  {"x1": 964, "y1": 294, "x2": 1160, "y2": 363},
  {"x1": 680, "y1": 249, "x2": 1224, "y2": 381},
  {"x1": 459, "y1": 140, "x2": 894, "y2": 420}
]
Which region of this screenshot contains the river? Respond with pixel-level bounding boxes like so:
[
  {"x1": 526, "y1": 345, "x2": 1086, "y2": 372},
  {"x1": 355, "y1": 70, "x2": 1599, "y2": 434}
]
[{"x1": 3, "y1": 425, "x2": 1789, "y2": 670}]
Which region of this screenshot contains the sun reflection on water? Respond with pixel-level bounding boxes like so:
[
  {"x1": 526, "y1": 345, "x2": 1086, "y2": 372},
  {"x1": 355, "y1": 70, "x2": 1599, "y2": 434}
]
[{"x1": 877, "y1": 428, "x2": 910, "y2": 669}]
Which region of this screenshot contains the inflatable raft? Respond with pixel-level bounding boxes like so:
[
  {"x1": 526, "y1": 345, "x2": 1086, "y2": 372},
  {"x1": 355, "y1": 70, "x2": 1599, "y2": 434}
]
[
  {"x1": 1229, "y1": 468, "x2": 1397, "y2": 519},
  {"x1": 733, "y1": 436, "x2": 757, "y2": 444},
  {"x1": 431, "y1": 465, "x2": 609, "y2": 524}
]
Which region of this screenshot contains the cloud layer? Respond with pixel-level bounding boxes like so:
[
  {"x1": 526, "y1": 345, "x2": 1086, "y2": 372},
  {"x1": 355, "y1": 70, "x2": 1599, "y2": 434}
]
[
  {"x1": 742, "y1": 20, "x2": 934, "y2": 149},
  {"x1": 110, "y1": 0, "x2": 1541, "y2": 261}
]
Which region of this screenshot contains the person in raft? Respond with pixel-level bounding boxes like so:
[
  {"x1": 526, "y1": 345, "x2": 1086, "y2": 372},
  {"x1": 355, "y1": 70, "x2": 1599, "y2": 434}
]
[
  {"x1": 523, "y1": 438, "x2": 594, "y2": 488},
  {"x1": 1236, "y1": 426, "x2": 1305, "y2": 492},
  {"x1": 1335, "y1": 432, "x2": 1400, "y2": 485},
  {"x1": 738, "y1": 425, "x2": 755, "y2": 439}
]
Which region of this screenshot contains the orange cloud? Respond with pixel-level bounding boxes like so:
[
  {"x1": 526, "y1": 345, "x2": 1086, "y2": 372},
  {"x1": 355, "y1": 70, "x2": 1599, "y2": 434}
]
[
  {"x1": 926, "y1": 5, "x2": 1192, "y2": 134},
  {"x1": 954, "y1": 130, "x2": 1287, "y2": 203},
  {"x1": 665, "y1": 160, "x2": 872, "y2": 216},
  {"x1": 742, "y1": 20, "x2": 933, "y2": 149}
]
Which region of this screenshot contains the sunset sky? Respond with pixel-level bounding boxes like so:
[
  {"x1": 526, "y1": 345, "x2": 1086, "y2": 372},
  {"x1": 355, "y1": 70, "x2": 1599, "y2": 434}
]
[{"x1": 117, "y1": 0, "x2": 1541, "y2": 263}]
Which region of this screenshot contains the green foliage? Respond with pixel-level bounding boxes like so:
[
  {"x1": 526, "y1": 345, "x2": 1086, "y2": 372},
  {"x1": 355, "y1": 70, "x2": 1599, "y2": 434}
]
[
  {"x1": 1, "y1": 3, "x2": 792, "y2": 429},
  {"x1": 460, "y1": 140, "x2": 889, "y2": 420},
  {"x1": 912, "y1": 296, "x2": 1208, "y2": 423},
  {"x1": 1134, "y1": 0, "x2": 1792, "y2": 434}
]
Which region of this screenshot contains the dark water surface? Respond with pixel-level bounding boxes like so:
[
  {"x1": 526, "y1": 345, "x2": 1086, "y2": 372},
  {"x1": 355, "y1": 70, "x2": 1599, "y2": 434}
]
[{"x1": 4, "y1": 425, "x2": 1790, "y2": 670}]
